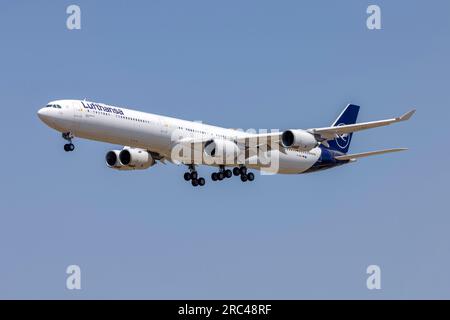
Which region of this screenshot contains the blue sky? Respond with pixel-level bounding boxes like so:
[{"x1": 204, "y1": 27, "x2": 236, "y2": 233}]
[{"x1": 0, "y1": 0, "x2": 449, "y2": 299}]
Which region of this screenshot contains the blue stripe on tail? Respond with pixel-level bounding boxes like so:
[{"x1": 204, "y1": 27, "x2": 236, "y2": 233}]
[{"x1": 326, "y1": 104, "x2": 360, "y2": 154}]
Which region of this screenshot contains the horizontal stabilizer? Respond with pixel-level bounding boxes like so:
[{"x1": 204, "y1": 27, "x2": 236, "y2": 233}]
[{"x1": 335, "y1": 148, "x2": 408, "y2": 161}]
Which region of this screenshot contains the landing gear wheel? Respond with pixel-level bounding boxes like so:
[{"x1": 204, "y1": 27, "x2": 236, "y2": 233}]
[
  {"x1": 191, "y1": 171, "x2": 198, "y2": 180},
  {"x1": 198, "y1": 177, "x2": 206, "y2": 186},
  {"x1": 64, "y1": 144, "x2": 70, "y2": 152},
  {"x1": 68, "y1": 143, "x2": 75, "y2": 151},
  {"x1": 247, "y1": 172, "x2": 255, "y2": 181},
  {"x1": 240, "y1": 174, "x2": 248, "y2": 182},
  {"x1": 184, "y1": 172, "x2": 191, "y2": 181},
  {"x1": 211, "y1": 172, "x2": 218, "y2": 181},
  {"x1": 239, "y1": 166, "x2": 247, "y2": 175},
  {"x1": 233, "y1": 167, "x2": 240, "y2": 176},
  {"x1": 191, "y1": 178, "x2": 199, "y2": 187},
  {"x1": 218, "y1": 172, "x2": 225, "y2": 181},
  {"x1": 225, "y1": 169, "x2": 232, "y2": 178}
]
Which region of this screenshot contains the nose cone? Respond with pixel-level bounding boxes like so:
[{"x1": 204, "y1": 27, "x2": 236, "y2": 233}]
[{"x1": 37, "y1": 107, "x2": 52, "y2": 125}]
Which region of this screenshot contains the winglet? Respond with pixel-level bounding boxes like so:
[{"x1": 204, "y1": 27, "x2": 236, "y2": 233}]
[{"x1": 398, "y1": 109, "x2": 416, "y2": 121}]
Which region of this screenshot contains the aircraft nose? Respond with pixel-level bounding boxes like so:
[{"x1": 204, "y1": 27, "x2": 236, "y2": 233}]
[
  {"x1": 37, "y1": 107, "x2": 45, "y2": 119},
  {"x1": 37, "y1": 107, "x2": 52, "y2": 123}
]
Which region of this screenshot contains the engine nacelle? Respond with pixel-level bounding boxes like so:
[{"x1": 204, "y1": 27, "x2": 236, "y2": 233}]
[
  {"x1": 105, "y1": 148, "x2": 155, "y2": 170},
  {"x1": 105, "y1": 150, "x2": 130, "y2": 170},
  {"x1": 281, "y1": 129, "x2": 318, "y2": 150},
  {"x1": 204, "y1": 139, "x2": 239, "y2": 163},
  {"x1": 119, "y1": 148, "x2": 155, "y2": 169}
]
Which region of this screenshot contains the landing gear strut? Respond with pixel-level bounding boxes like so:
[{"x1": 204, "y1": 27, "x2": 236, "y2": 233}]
[
  {"x1": 184, "y1": 164, "x2": 205, "y2": 187},
  {"x1": 62, "y1": 132, "x2": 75, "y2": 152}
]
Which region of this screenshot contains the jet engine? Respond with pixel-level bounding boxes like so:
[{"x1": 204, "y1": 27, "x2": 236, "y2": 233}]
[
  {"x1": 105, "y1": 148, "x2": 155, "y2": 170},
  {"x1": 281, "y1": 129, "x2": 318, "y2": 151}
]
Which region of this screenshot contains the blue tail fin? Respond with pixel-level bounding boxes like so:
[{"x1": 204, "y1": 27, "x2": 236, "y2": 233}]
[{"x1": 327, "y1": 104, "x2": 360, "y2": 154}]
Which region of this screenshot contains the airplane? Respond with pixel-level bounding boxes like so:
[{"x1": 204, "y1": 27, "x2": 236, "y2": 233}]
[{"x1": 37, "y1": 100, "x2": 415, "y2": 187}]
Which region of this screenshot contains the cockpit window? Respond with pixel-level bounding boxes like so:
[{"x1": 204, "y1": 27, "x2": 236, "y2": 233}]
[{"x1": 45, "y1": 104, "x2": 62, "y2": 109}]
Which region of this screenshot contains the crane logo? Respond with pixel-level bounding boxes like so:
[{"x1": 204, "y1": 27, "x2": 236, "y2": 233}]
[{"x1": 335, "y1": 123, "x2": 350, "y2": 149}]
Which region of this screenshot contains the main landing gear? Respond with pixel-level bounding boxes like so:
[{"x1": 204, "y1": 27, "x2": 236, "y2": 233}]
[
  {"x1": 62, "y1": 132, "x2": 75, "y2": 152},
  {"x1": 184, "y1": 164, "x2": 254, "y2": 186},
  {"x1": 212, "y1": 165, "x2": 255, "y2": 182},
  {"x1": 183, "y1": 164, "x2": 206, "y2": 187},
  {"x1": 232, "y1": 165, "x2": 255, "y2": 182},
  {"x1": 211, "y1": 165, "x2": 233, "y2": 181}
]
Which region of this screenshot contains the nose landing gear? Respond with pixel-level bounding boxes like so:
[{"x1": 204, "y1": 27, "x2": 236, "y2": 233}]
[{"x1": 62, "y1": 132, "x2": 75, "y2": 152}]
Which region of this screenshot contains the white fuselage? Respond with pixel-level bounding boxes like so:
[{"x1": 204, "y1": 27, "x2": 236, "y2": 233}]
[{"x1": 37, "y1": 100, "x2": 321, "y2": 174}]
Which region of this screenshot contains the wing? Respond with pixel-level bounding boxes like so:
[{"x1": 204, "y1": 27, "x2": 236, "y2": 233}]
[
  {"x1": 307, "y1": 109, "x2": 416, "y2": 141},
  {"x1": 236, "y1": 109, "x2": 416, "y2": 150},
  {"x1": 334, "y1": 148, "x2": 408, "y2": 161}
]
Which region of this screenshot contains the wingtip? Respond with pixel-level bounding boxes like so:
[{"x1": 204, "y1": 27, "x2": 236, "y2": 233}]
[{"x1": 399, "y1": 109, "x2": 416, "y2": 121}]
